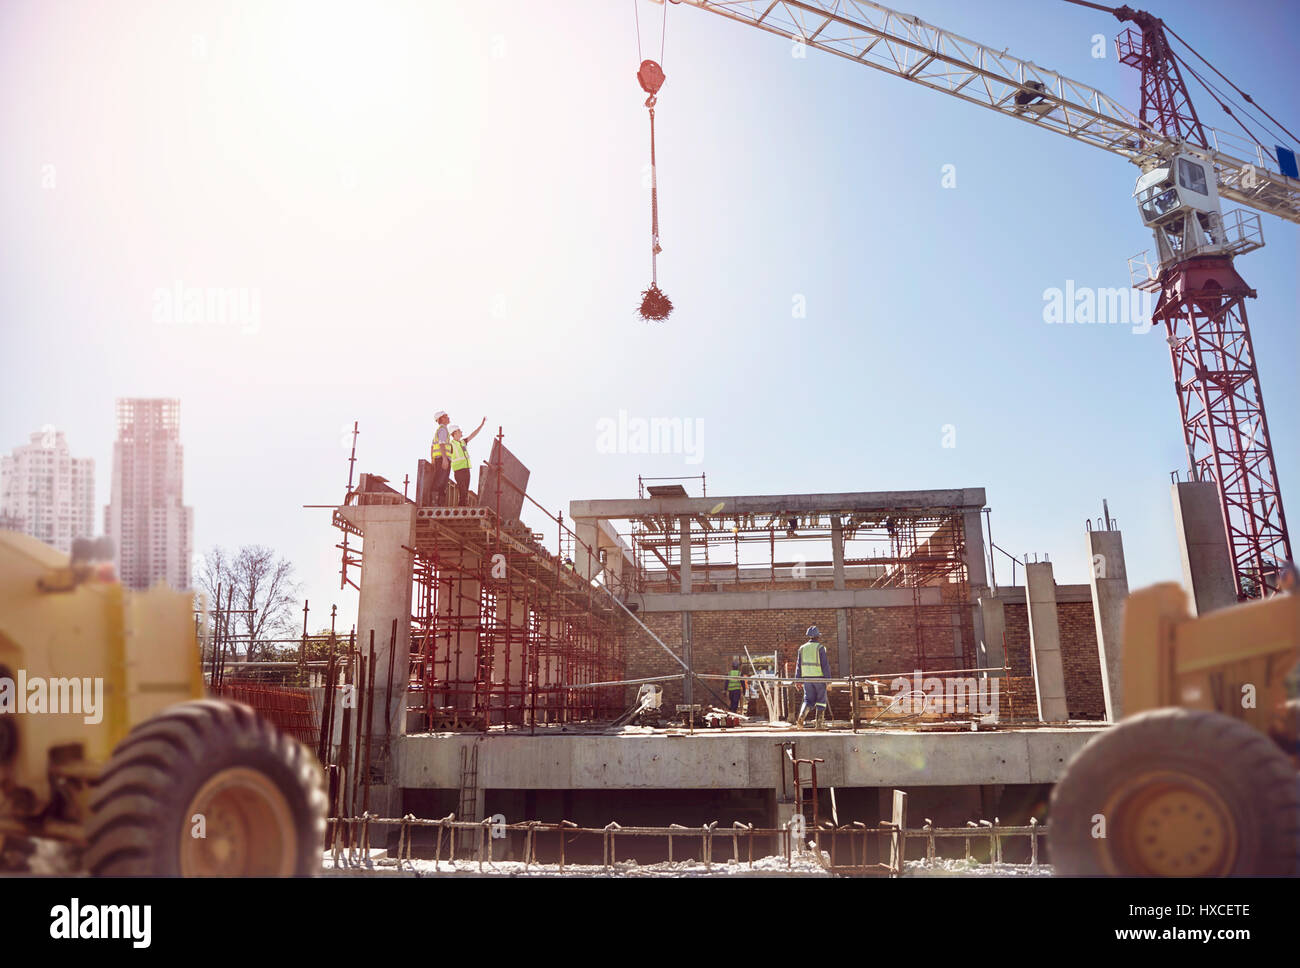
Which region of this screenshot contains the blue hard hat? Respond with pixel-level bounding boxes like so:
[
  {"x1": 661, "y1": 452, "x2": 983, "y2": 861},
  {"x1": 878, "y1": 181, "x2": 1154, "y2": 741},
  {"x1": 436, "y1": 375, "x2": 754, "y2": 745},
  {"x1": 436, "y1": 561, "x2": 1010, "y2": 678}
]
[{"x1": 806, "y1": 626, "x2": 820, "y2": 639}]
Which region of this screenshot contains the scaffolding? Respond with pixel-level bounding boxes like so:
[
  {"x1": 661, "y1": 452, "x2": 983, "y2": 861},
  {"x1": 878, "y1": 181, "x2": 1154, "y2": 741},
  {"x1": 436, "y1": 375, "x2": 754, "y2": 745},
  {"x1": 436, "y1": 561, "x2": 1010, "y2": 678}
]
[
  {"x1": 626, "y1": 489, "x2": 976, "y2": 672},
  {"x1": 339, "y1": 430, "x2": 628, "y2": 733}
]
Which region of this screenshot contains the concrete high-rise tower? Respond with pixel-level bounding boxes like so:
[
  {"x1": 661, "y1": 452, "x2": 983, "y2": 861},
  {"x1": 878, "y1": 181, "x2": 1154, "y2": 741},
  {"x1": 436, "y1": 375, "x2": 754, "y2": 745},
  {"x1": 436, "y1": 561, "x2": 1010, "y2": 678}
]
[
  {"x1": 0, "y1": 427, "x2": 96, "y2": 553},
  {"x1": 104, "y1": 398, "x2": 194, "y2": 590}
]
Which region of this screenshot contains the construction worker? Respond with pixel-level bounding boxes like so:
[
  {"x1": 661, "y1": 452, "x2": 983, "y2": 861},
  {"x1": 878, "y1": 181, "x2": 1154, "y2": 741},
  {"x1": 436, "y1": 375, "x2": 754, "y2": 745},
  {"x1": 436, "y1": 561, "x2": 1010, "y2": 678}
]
[
  {"x1": 726, "y1": 659, "x2": 744, "y2": 713},
  {"x1": 743, "y1": 668, "x2": 760, "y2": 716},
  {"x1": 448, "y1": 417, "x2": 487, "y2": 507},
  {"x1": 794, "y1": 626, "x2": 830, "y2": 729},
  {"x1": 430, "y1": 411, "x2": 452, "y2": 505}
]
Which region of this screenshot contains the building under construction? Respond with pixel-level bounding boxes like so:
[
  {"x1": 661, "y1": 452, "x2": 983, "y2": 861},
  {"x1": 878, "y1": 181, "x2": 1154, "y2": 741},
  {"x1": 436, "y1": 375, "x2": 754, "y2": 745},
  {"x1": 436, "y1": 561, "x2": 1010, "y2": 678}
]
[{"x1": 298, "y1": 428, "x2": 1255, "y2": 870}]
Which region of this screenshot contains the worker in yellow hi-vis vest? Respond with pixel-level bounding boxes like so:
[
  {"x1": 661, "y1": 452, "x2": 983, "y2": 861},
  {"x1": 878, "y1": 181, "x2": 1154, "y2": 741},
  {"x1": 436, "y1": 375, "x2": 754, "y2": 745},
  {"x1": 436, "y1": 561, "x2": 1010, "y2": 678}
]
[
  {"x1": 794, "y1": 626, "x2": 830, "y2": 730},
  {"x1": 448, "y1": 417, "x2": 487, "y2": 507},
  {"x1": 429, "y1": 410, "x2": 453, "y2": 505}
]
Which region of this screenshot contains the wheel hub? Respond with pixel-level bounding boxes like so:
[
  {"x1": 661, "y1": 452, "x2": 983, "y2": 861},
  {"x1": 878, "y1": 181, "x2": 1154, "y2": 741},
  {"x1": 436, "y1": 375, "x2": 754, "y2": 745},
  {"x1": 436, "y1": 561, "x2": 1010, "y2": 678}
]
[
  {"x1": 180, "y1": 767, "x2": 297, "y2": 876},
  {"x1": 1104, "y1": 770, "x2": 1237, "y2": 876}
]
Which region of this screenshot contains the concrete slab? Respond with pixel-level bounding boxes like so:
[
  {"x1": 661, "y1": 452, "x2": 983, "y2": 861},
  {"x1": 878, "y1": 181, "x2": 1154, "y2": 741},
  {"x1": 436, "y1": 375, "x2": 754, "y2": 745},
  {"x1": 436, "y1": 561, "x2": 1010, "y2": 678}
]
[{"x1": 393, "y1": 725, "x2": 1102, "y2": 792}]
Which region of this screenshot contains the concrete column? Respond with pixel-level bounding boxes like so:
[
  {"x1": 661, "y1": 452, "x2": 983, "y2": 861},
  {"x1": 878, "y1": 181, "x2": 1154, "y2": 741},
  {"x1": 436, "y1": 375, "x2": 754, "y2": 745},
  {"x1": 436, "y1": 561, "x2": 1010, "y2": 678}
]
[
  {"x1": 977, "y1": 596, "x2": 1006, "y2": 675},
  {"x1": 963, "y1": 510, "x2": 989, "y2": 589},
  {"x1": 681, "y1": 611, "x2": 693, "y2": 708},
  {"x1": 573, "y1": 518, "x2": 599, "y2": 584},
  {"x1": 679, "y1": 515, "x2": 692, "y2": 594},
  {"x1": 338, "y1": 504, "x2": 416, "y2": 742},
  {"x1": 492, "y1": 589, "x2": 530, "y2": 727},
  {"x1": 1025, "y1": 561, "x2": 1068, "y2": 722},
  {"x1": 1172, "y1": 481, "x2": 1237, "y2": 615},
  {"x1": 835, "y1": 608, "x2": 849, "y2": 676},
  {"x1": 830, "y1": 516, "x2": 846, "y2": 591},
  {"x1": 451, "y1": 552, "x2": 482, "y2": 712},
  {"x1": 1086, "y1": 528, "x2": 1128, "y2": 721}
]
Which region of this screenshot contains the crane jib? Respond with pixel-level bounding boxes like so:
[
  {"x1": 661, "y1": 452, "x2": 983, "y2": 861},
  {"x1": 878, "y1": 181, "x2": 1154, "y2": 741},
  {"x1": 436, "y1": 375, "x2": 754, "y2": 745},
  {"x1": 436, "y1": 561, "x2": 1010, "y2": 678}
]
[{"x1": 678, "y1": 0, "x2": 1300, "y2": 224}]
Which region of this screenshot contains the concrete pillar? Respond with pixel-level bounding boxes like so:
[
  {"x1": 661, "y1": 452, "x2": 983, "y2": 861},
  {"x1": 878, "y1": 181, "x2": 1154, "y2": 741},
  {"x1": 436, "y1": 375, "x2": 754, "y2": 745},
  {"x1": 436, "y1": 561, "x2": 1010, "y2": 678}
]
[
  {"x1": 492, "y1": 589, "x2": 530, "y2": 727},
  {"x1": 1025, "y1": 561, "x2": 1068, "y2": 722},
  {"x1": 1172, "y1": 481, "x2": 1237, "y2": 615},
  {"x1": 835, "y1": 608, "x2": 849, "y2": 676},
  {"x1": 830, "y1": 516, "x2": 846, "y2": 591},
  {"x1": 681, "y1": 611, "x2": 693, "y2": 708},
  {"x1": 963, "y1": 510, "x2": 988, "y2": 589},
  {"x1": 451, "y1": 552, "x2": 482, "y2": 712},
  {"x1": 1086, "y1": 529, "x2": 1128, "y2": 720},
  {"x1": 679, "y1": 516, "x2": 692, "y2": 594},
  {"x1": 977, "y1": 596, "x2": 1005, "y2": 676},
  {"x1": 338, "y1": 504, "x2": 416, "y2": 743},
  {"x1": 573, "y1": 518, "x2": 599, "y2": 584}
]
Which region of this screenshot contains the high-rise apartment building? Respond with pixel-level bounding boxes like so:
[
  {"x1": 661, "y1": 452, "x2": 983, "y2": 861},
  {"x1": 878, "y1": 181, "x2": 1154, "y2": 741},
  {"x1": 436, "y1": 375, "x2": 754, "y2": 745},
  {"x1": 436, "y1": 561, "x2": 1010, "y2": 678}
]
[
  {"x1": 104, "y1": 398, "x2": 194, "y2": 590},
  {"x1": 0, "y1": 427, "x2": 96, "y2": 553}
]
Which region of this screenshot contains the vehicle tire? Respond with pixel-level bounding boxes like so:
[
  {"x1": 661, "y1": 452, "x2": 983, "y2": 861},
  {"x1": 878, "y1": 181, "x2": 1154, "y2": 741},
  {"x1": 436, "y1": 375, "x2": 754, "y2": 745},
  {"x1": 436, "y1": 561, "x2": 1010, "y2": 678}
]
[
  {"x1": 0, "y1": 834, "x2": 35, "y2": 872},
  {"x1": 1048, "y1": 708, "x2": 1300, "y2": 876},
  {"x1": 85, "y1": 699, "x2": 327, "y2": 876},
  {"x1": 1269, "y1": 697, "x2": 1299, "y2": 756}
]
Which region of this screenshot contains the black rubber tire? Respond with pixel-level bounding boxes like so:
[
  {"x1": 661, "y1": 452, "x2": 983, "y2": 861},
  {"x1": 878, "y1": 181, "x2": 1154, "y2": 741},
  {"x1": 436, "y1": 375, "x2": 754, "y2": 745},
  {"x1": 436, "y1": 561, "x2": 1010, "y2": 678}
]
[
  {"x1": 0, "y1": 834, "x2": 36, "y2": 873},
  {"x1": 1048, "y1": 708, "x2": 1300, "y2": 876},
  {"x1": 85, "y1": 699, "x2": 327, "y2": 876}
]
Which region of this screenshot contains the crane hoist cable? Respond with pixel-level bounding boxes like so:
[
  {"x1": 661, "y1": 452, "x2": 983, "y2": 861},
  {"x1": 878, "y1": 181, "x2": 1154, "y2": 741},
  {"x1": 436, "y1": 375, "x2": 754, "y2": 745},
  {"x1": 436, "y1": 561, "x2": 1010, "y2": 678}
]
[{"x1": 634, "y1": 1, "x2": 672, "y2": 321}]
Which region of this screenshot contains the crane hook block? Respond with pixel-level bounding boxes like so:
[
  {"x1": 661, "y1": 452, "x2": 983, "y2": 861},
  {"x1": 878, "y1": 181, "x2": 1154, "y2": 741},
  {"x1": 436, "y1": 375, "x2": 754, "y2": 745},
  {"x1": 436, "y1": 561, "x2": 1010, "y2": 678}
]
[{"x1": 637, "y1": 60, "x2": 666, "y2": 97}]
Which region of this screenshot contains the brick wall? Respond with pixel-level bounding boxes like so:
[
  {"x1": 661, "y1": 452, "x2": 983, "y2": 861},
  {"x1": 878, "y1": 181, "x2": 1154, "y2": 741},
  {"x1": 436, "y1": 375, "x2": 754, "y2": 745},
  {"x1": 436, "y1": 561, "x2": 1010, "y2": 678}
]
[
  {"x1": 627, "y1": 604, "x2": 971, "y2": 709},
  {"x1": 1003, "y1": 602, "x2": 1105, "y2": 720},
  {"x1": 627, "y1": 596, "x2": 1106, "y2": 720},
  {"x1": 1058, "y1": 602, "x2": 1105, "y2": 720}
]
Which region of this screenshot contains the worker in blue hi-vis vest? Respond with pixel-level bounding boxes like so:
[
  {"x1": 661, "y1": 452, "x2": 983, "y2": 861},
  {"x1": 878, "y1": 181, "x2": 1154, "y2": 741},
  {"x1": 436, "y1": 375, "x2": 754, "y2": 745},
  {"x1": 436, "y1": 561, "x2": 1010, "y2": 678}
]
[{"x1": 794, "y1": 626, "x2": 830, "y2": 730}]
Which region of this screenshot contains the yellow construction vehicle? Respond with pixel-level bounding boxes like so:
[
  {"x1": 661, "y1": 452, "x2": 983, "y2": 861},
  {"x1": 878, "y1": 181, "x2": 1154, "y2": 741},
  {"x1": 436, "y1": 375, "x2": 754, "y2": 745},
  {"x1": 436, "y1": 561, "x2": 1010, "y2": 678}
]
[
  {"x1": 1049, "y1": 574, "x2": 1300, "y2": 876},
  {"x1": 0, "y1": 531, "x2": 326, "y2": 876}
]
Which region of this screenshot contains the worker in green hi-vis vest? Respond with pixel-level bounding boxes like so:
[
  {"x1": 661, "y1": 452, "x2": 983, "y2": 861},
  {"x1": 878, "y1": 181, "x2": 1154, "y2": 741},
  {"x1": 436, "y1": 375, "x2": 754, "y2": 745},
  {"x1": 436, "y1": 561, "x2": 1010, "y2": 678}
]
[
  {"x1": 794, "y1": 626, "x2": 830, "y2": 730},
  {"x1": 726, "y1": 659, "x2": 744, "y2": 713},
  {"x1": 447, "y1": 417, "x2": 487, "y2": 507}
]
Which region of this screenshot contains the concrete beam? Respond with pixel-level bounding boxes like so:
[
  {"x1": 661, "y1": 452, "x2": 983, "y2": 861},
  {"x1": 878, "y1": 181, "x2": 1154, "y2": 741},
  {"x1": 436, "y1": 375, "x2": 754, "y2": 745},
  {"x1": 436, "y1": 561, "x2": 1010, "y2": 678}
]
[
  {"x1": 1025, "y1": 562, "x2": 1069, "y2": 722},
  {"x1": 570, "y1": 488, "x2": 987, "y2": 521},
  {"x1": 987, "y1": 584, "x2": 1095, "y2": 604},
  {"x1": 634, "y1": 585, "x2": 943, "y2": 613},
  {"x1": 1171, "y1": 481, "x2": 1237, "y2": 615},
  {"x1": 1086, "y1": 529, "x2": 1128, "y2": 720}
]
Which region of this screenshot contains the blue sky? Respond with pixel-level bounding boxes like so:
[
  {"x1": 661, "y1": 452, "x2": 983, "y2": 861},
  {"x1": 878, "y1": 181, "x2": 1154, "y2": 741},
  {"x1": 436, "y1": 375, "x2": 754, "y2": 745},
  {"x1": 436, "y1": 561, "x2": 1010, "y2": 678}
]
[{"x1": 2, "y1": 0, "x2": 1297, "y2": 629}]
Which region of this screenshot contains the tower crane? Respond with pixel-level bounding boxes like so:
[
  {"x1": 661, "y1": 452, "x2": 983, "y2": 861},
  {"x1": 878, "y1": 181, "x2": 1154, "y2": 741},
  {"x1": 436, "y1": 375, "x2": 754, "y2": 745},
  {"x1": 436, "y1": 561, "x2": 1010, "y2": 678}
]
[{"x1": 668, "y1": 0, "x2": 1298, "y2": 597}]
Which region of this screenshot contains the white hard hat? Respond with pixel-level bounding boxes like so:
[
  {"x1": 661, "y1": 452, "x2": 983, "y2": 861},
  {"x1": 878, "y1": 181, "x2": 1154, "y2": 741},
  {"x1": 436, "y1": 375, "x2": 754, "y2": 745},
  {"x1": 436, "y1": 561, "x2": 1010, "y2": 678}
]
[
  {"x1": 433, "y1": 410, "x2": 448, "y2": 421},
  {"x1": 449, "y1": 425, "x2": 462, "y2": 434}
]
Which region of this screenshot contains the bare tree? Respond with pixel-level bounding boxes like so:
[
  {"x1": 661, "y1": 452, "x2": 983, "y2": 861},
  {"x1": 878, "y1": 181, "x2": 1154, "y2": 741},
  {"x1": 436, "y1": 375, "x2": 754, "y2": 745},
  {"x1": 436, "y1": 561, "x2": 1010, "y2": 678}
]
[{"x1": 195, "y1": 545, "x2": 300, "y2": 662}]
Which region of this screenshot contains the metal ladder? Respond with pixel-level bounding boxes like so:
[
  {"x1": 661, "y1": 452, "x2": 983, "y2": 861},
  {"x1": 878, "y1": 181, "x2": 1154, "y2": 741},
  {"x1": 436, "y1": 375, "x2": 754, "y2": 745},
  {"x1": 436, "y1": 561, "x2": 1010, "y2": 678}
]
[{"x1": 457, "y1": 743, "x2": 479, "y2": 854}]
